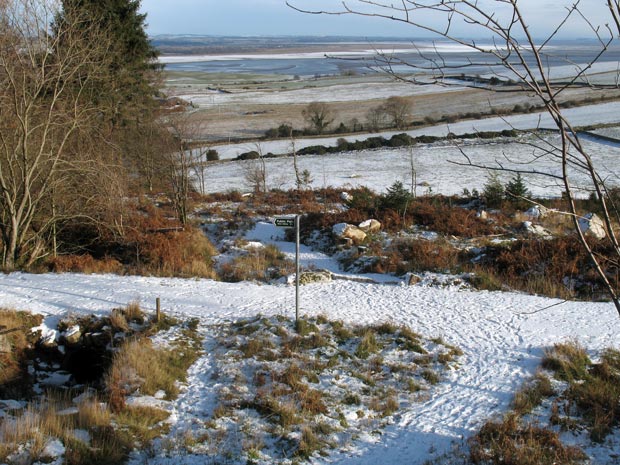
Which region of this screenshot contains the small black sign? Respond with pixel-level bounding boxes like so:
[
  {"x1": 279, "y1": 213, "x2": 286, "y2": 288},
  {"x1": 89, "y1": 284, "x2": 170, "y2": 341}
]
[{"x1": 274, "y1": 217, "x2": 295, "y2": 228}]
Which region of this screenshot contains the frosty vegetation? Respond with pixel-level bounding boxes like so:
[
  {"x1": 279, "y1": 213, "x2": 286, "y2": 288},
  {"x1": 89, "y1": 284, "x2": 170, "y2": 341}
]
[{"x1": 2, "y1": 0, "x2": 620, "y2": 464}]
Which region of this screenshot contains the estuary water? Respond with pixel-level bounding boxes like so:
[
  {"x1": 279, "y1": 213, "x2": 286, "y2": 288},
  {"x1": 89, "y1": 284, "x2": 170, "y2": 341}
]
[{"x1": 162, "y1": 40, "x2": 620, "y2": 79}]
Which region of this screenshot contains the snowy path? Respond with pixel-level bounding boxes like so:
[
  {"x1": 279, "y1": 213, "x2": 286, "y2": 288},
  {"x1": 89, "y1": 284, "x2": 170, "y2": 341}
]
[{"x1": 0, "y1": 270, "x2": 618, "y2": 463}]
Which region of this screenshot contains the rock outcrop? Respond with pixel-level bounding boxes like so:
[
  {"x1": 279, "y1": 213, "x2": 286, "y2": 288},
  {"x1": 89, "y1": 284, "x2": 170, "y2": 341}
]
[
  {"x1": 578, "y1": 213, "x2": 607, "y2": 240},
  {"x1": 358, "y1": 219, "x2": 381, "y2": 233},
  {"x1": 332, "y1": 223, "x2": 367, "y2": 245},
  {"x1": 522, "y1": 221, "x2": 552, "y2": 238}
]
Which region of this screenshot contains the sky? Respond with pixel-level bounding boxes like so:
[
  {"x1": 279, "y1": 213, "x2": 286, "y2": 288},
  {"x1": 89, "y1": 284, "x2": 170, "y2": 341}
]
[{"x1": 140, "y1": 0, "x2": 612, "y2": 39}]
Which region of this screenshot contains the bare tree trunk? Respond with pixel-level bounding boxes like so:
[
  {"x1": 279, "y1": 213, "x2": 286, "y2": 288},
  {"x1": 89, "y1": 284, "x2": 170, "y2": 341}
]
[
  {"x1": 409, "y1": 144, "x2": 417, "y2": 199},
  {"x1": 291, "y1": 131, "x2": 303, "y2": 189}
]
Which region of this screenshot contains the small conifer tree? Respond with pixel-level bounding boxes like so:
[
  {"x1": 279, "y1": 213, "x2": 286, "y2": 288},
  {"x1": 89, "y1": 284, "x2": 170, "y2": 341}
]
[
  {"x1": 482, "y1": 173, "x2": 505, "y2": 208},
  {"x1": 382, "y1": 181, "x2": 414, "y2": 215},
  {"x1": 505, "y1": 173, "x2": 531, "y2": 209}
]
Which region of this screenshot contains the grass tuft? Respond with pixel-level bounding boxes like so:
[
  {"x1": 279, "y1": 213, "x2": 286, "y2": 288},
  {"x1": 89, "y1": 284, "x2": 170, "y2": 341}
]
[
  {"x1": 512, "y1": 372, "x2": 555, "y2": 416},
  {"x1": 542, "y1": 341, "x2": 591, "y2": 381},
  {"x1": 355, "y1": 329, "x2": 380, "y2": 359},
  {"x1": 469, "y1": 414, "x2": 587, "y2": 465},
  {"x1": 0, "y1": 309, "x2": 43, "y2": 398}
]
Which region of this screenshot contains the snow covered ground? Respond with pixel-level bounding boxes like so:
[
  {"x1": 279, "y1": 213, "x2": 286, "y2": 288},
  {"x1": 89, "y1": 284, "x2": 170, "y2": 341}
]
[
  {"x1": 1, "y1": 221, "x2": 619, "y2": 463},
  {"x1": 179, "y1": 81, "x2": 466, "y2": 106},
  {"x1": 204, "y1": 134, "x2": 620, "y2": 197}
]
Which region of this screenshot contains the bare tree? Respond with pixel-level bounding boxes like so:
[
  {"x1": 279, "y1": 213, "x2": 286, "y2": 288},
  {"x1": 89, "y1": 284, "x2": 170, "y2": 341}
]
[
  {"x1": 125, "y1": 123, "x2": 168, "y2": 193},
  {"x1": 288, "y1": 0, "x2": 620, "y2": 315},
  {"x1": 365, "y1": 105, "x2": 389, "y2": 132},
  {"x1": 290, "y1": 130, "x2": 302, "y2": 189},
  {"x1": 243, "y1": 144, "x2": 268, "y2": 194},
  {"x1": 164, "y1": 116, "x2": 197, "y2": 225},
  {"x1": 190, "y1": 147, "x2": 211, "y2": 196},
  {"x1": 302, "y1": 101, "x2": 335, "y2": 134},
  {"x1": 0, "y1": 0, "x2": 111, "y2": 269},
  {"x1": 366, "y1": 97, "x2": 412, "y2": 131},
  {"x1": 381, "y1": 96, "x2": 412, "y2": 129},
  {"x1": 287, "y1": 126, "x2": 313, "y2": 190}
]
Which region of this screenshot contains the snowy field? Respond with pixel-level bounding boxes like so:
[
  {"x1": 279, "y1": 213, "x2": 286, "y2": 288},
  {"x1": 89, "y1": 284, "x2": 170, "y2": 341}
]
[
  {"x1": 178, "y1": 81, "x2": 466, "y2": 106},
  {"x1": 211, "y1": 101, "x2": 620, "y2": 160},
  {"x1": 1, "y1": 218, "x2": 619, "y2": 464},
  {"x1": 593, "y1": 126, "x2": 620, "y2": 139},
  {"x1": 204, "y1": 134, "x2": 620, "y2": 197}
]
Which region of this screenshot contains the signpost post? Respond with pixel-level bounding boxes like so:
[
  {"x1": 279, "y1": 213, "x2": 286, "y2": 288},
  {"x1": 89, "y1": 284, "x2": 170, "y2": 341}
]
[{"x1": 274, "y1": 215, "x2": 300, "y2": 327}]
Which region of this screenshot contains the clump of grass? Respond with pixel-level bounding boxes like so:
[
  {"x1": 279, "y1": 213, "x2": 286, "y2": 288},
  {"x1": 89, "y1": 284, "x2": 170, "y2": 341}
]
[
  {"x1": 350, "y1": 369, "x2": 376, "y2": 387},
  {"x1": 355, "y1": 329, "x2": 380, "y2": 359},
  {"x1": 123, "y1": 301, "x2": 145, "y2": 324},
  {"x1": 287, "y1": 332, "x2": 329, "y2": 351},
  {"x1": 148, "y1": 313, "x2": 181, "y2": 333},
  {"x1": 106, "y1": 321, "x2": 203, "y2": 408},
  {"x1": 421, "y1": 369, "x2": 440, "y2": 385},
  {"x1": 469, "y1": 414, "x2": 587, "y2": 465},
  {"x1": 601, "y1": 347, "x2": 620, "y2": 370},
  {"x1": 373, "y1": 321, "x2": 398, "y2": 335},
  {"x1": 344, "y1": 392, "x2": 361, "y2": 405},
  {"x1": 295, "y1": 318, "x2": 319, "y2": 336},
  {"x1": 407, "y1": 379, "x2": 423, "y2": 393},
  {"x1": 241, "y1": 337, "x2": 275, "y2": 358},
  {"x1": 437, "y1": 351, "x2": 456, "y2": 364},
  {"x1": 315, "y1": 314, "x2": 329, "y2": 325},
  {"x1": 369, "y1": 395, "x2": 399, "y2": 417},
  {"x1": 115, "y1": 406, "x2": 170, "y2": 444},
  {"x1": 415, "y1": 354, "x2": 435, "y2": 366},
  {"x1": 110, "y1": 308, "x2": 130, "y2": 332},
  {"x1": 277, "y1": 363, "x2": 307, "y2": 391},
  {"x1": 332, "y1": 320, "x2": 354, "y2": 342},
  {"x1": 299, "y1": 388, "x2": 327, "y2": 415},
  {"x1": 0, "y1": 391, "x2": 132, "y2": 465},
  {"x1": 467, "y1": 269, "x2": 505, "y2": 292},
  {"x1": 0, "y1": 308, "x2": 42, "y2": 398},
  {"x1": 399, "y1": 326, "x2": 428, "y2": 354},
  {"x1": 213, "y1": 402, "x2": 233, "y2": 419},
  {"x1": 251, "y1": 392, "x2": 299, "y2": 428},
  {"x1": 512, "y1": 372, "x2": 555, "y2": 416},
  {"x1": 565, "y1": 371, "x2": 620, "y2": 442},
  {"x1": 219, "y1": 244, "x2": 294, "y2": 282},
  {"x1": 296, "y1": 426, "x2": 325, "y2": 459},
  {"x1": 542, "y1": 341, "x2": 591, "y2": 381},
  {"x1": 108, "y1": 339, "x2": 175, "y2": 402}
]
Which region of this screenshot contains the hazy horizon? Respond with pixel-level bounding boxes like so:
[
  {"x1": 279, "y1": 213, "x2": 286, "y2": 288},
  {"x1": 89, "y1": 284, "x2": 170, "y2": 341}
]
[{"x1": 140, "y1": 0, "x2": 612, "y2": 40}]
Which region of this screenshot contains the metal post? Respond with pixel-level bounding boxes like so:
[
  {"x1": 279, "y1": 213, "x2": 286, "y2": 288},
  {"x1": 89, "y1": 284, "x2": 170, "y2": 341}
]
[{"x1": 295, "y1": 214, "x2": 300, "y2": 327}]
